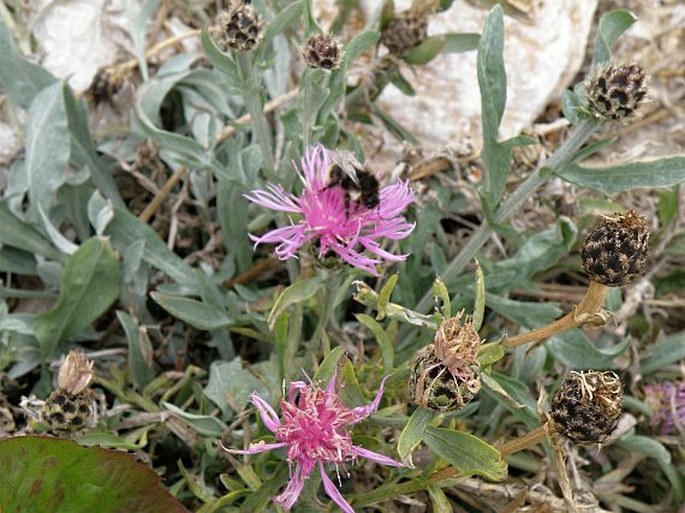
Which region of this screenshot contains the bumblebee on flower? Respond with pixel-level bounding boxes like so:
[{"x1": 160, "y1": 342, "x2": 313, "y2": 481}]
[{"x1": 245, "y1": 144, "x2": 415, "y2": 276}]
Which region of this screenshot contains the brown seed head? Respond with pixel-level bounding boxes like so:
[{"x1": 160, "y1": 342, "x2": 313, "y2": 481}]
[
  {"x1": 581, "y1": 210, "x2": 650, "y2": 287},
  {"x1": 43, "y1": 389, "x2": 95, "y2": 435},
  {"x1": 584, "y1": 63, "x2": 648, "y2": 120},
  {"x1": 550, "y1": 370, "x2": 624, "y2": 444},
  {"x1": 219, "y1": 2, "x2": 263, "y2": 52},
  {"x1": 409, "y1": 312, "x2": 481, "y2": 412},
  {"x1": 381, "y1": 12, "x2": 428, "y2": 56},
  {"x1": 304, "y1": 34, "x2": 342, "y2": 70}
]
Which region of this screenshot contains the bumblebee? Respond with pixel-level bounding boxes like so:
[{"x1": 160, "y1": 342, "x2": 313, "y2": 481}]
[{"x1": 327, "y1": 150, "x2": 380, "y2": 210}]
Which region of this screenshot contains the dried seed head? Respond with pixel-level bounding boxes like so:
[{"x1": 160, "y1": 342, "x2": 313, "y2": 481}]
[
  {"x1": 581, "y1": 210, "x2": 650, "y2": 287},
  {"x1": 57, "y1": 351, "x2": 94, "y2": 395},
  {"x1": 381, "y1": 12, "x2": 428, "y2": 56},
  {"x1": 304, "y1": 34, "x2": 342, "y2": 70},
  {"x1": 550, "y1": 370, "x2": 624, "y2": 445},
  {"x1": 219, "y1": 2, "x2": 263, "y2": 52},
  {"x1": 43, "y1": 389, "x2": 95, "y2": 435},
  {"x1": 584, "y1": 63, "x2": 648, "y2": 121},
  {"x1": 409, "y1": 312, "x2": 481, "y2": 412}
]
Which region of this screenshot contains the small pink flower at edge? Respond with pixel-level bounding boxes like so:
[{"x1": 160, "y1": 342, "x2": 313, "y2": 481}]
[
  {"x1": 244, "y1": 145, "x2": 415, "y2": 276},
  {"x1": 221, "y1": 375, "x2": 404, "y2": 512}
]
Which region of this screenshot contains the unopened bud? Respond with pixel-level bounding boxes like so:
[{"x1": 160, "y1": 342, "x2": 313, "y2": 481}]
[
  {"x1": 584, "y1": 63, "x2": 648, "y2": 121},
  {"x1": 381, "y1": 12, "x2": 428, "y2": 56},
  {"x1": 219, "y1": 2, "x2": 263, "y2": 52},
  {"x1": 304, "y1": 34, "x2": 342, "y2": 70}
]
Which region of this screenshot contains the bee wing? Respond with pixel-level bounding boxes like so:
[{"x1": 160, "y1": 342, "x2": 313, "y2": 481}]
[{"x1": 331, "y1": 150, "x2": 363, "y2": 185}]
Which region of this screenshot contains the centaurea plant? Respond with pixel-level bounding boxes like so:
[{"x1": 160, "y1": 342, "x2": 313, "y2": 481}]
[
  {"x1": 222, "y1": 375, "x2": 403, "y2": 512},
  {"x1": 245, "y1": 144, "x2": 414, "y2": 275}
]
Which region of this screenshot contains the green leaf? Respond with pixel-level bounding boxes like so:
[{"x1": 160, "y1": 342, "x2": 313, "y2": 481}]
[
  {"x1": 477, "y1": 343, "x2": 505, "y2": 367},
  {"x1": 341, "y1": 30, "x2": 380, "y2": 70},
  {"x1": 34, "y1": 237, "x2": 121, "y2": 357},
  {"x1": 424, "y1": 426, "x2": 507, "y2": 481},
  {"x1": 398, "y1": 407, "x2": 435, "y2": 466},
  {"x1": 557, "y1": 157, "x2": 685, "y2": 195},
  {"x1": 404, "y1": 33, "x2": 480, "y2": 65},
  {"x1": 203, "y1": 360, "x2": 269, "y2": 417},
  {"x1": 473, "y1": 261, "x2": 486, "y2": 331},
  {"x1": 376, "y1": 273, "x2": 398, "y2": 321},
  {"x1": 313, "y1": 346, "x2": 345, "y2": 384},
  {"x1": 116, "y1": 311, "x2": 155, "y2": 389},
  {"x1": 0, "y1": 201, "x2": 64, "y2": 261},
  {"x1": 432, "y1": 277, "x2": 451, "y2": 319},
  {"x1": 200, "y1": 28, "x2": 241, "y2": 91},
  {"x1": 0, "y1": 16, "x2": 57, "y2": 107},
  {"x1": 616, "y1": 435, "x2": 671, "y2": 466},
  {"x1": 355, "y1": 314, "x2": 394, "y2": 375},
  {"x1": 477, "y1": 6, "x2": 509, "y2": 207},
  {"x1": 0, "y1": 436, "x2": 189, "y2": 512},
  {"x1": 640, "y1": 331, "x2": 685, "y2": 375},
  {"x1": 162, "y1": 402, "x2": 227, "y2": 437},
  {"x1": 263, "y1": 1, "x2": 303, "y2": 44},
  {"x1": 427, "y1": 484, "x2": 452, "y2": 513},
  {"x1": 658, "y1": 186, "x2": 679, "y2": 226},
  {"x1": 482, "y1": 371, "x2": 537, "y2": 425},
  {"x1": 486, "y1": 294, "x2": 561, "y2": 329},
  {"x1": 267, "y1": 274, "x2": 326, "y2": 330},
  {"x1": 592, "y1": 10, "x2": 637, "y2": 67},
  {"x1": 25, "y1": 82, "x2": 71, "y2": 220},
  {"x1": 546, "y1": 330, "x2": 630, "y2": 369},
  {"x1": 151, "y1": 292, "x2": 232, "y2": 331}
]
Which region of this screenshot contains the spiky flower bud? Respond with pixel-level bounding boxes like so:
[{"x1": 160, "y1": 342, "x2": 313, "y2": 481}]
[
  {"x1": 304, "y1": 34, "x2": 342, "y2": 70},
  {"x1": 381, "y1": 12, "x2": 428, "y2": 56},
  {"x1": 43, "y1": 351, "x2": 96, "y2": 435},
  {"x1": 219, "y1": 2, "x2": 263, "y2": 52},
  {"x1": 410, "y1": 312, "x2": 481, "y2": 412},
  {"x1": 581, "y1": 210, "x2": 650, "y2": 287},
  {"x1": 550, "y1": 370, "x2": 624, "y2": 445},
  {"x1": 584, "y1": 63, "x2": 648, "y2": 120}
]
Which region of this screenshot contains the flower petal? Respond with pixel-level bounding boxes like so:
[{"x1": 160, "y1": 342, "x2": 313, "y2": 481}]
[
  {"x1": 250, "y1": 393, "x2": 281, "y2": 432},
  {"x1": 352, "y1": 376, "x2": 388, "y2": 422},
  {"x1": 319, "y1": 462, "x2": 355, "y2": 513},
  {"x1": 274, "y1": 462, "x2": 308, "y2": 511},
  {"x1": 244, "y1": 185, "x2": 300, "y2": 213},
  {"x1": 350, "y1": 445, "x2": 405, "y2": 467}
]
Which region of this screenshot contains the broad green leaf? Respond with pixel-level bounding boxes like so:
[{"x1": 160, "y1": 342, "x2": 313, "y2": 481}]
[
  {"x1": 0, "y1": 16, "x2": 57, "y2": 107},
  {"x1": 558, "y1": 157, "x2": 685, "y2": 195},
  {"x1": 267, "y1": 274, "x2": 326, "y2": 330},
  {"x1": 486, "y1": 294, "x2": 561, "y2": 329},
  {"x1": 0, "y1": 247, "x2": 37, "y2": 275},
  {"x1": 25, "y1": 82, "x2": 70, "y2": 220},
  {"x1": 640, "y1": 331, "x2": 685, "y2": 374},
  {"x1": 0, "y1": 436, "x2": 189, "y2": 512},
  {"x1": 151, "y1": 292, "x2": 232, "y2": 330},
  {"x1": 203, "y1": 360, "x2": 270, "y2": 417},
  {"x1": 313, "y1": 346, "x2": 345, "y2": 384},
  {"x1": 616, "y1": 435, "x2": 671, "y2": 466},
  {"x1": 443, "y1": 33, "x2": 480, "y2": 53},
  {"x1": 404, "y1": 33, "x2": 480, "y2": 65},
  {"x1": 478, "y1": 342, "x2": 505, "y2": 367},
  {"x1": 424, "y1": 426, "x2": 507, "y2": 481},
  {"x1": 200, "y1": 28, "x2": 241, "y2": 93},
  {"x1": 547, "y1": 330, "x2": 630, "y2": 369},
  {"x1": 116, "y1": 311, "x2": 155, "y2": 389},
  {"x1": 34, "y1": 237, "x2": 121, "y2": 357},
  {"x1": 592, "y1": 10, "x2": 637, "y2": 67},
  {"x1": 398, "y1": 407, "x2": 435, "y2": 466},
  {"x1": 477, "y1": 6, "x2": 509, "y2": 208},
  {"x1": 355, "y1": 314, "x2": 393, "y2": 374},
  {"x1": 161, "y1": 402, "x2": 226, "y2": 437}
]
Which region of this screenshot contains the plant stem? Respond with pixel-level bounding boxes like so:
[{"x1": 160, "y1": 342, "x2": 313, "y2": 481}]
[
  {"x1": 504, "y1": 280, "x2": 609, "y2": 348},
  {"x1": 236, "y1": 52, "x2": 275, "y2": 180},
  {"x1": 413, "y1": 119, "x2": 599, "y2": 315}
]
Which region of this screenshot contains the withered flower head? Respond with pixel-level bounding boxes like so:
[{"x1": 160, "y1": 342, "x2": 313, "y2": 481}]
[
  {"x1": 581, "y1": 210, "x2": 650, "y2": 287},
  {"x1": 550, "y1": 370, "x2": 624, "y2": 445},
  {"x1": 584, "y1": 63, "x2": 648, "y2": 121},
  {"x1": 410, "y1": 312, "x2": 482, "y2": 412},
  {"x1": 381, "y1": 11, "x2": 428, "y2": 56},
  {"x1": 43, "y1": 351, "x2": 96, "y2": 435},
  {"x1": 304, "y1": 33, "x2": 342, "y2": 70},
  {"x1": 219, "y1": 1, "x2": 263, "y2": 52},
  {"x1": 85, "y1": 67, "x2": 124, "y2": 105}
]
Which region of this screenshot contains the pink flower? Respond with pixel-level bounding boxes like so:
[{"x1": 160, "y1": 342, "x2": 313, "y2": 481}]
[
  {"x1": 221, "y1": 375, "x2": 404, "y2": 512},
  {"x1": 643, "y1": 381, "x2": 685, "y2": 435},
  {"x1": 245, "y1": 145, "x2": 415, "y2": 275}
]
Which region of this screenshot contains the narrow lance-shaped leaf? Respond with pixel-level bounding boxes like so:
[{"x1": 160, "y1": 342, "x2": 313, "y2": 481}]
[
  {"x1": 477, "y1": 6, "x2": 510, "y2": 209},
  {"x1": 150, "y1": 292, "x2": 232, "y2": 331},
  {"x1": 398, "y1": 407, "x2": 435, "y2": 466},
  {"x1": 592, "y1": 9, "x2": 637, "y2": 67},
  {"x1": 34, "y1": 237, "x2": 121, "y2": 357}
]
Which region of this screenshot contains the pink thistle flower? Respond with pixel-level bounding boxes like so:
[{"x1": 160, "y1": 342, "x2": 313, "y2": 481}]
[
  {"x1": 221, "y1": 375, "x2": 404, "y2": 512},
  {"x1": 244, "y1": 144, "x2": 415, "y2": 275},
  {"x1": 643, "y1": 381, "x2": 685, "y2": 435}
]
